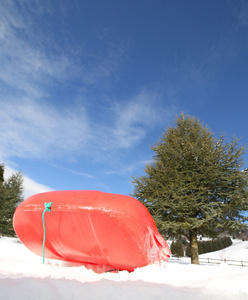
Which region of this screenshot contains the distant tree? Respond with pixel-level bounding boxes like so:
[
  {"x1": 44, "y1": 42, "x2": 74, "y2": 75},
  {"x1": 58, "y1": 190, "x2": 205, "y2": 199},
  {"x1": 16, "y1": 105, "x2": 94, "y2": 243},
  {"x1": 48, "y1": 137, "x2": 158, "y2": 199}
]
[
  {"x1": 132, "y1": 113, "x2": 248, "y2": 264},
  {"x1": 170, "y1": 240, "x2": 184, "y2": 257},
  {"x1": 234, "y1": 228, "x2": 248, "y2": 241},
  {"x1": 186, "y1": 237, "x2": 232, "y2": 256},
  {"x1": 0, "y1": 164, "x2": 4, "y2": 183},
  {"x1": 0, "y1": 164, "x2": 24, "y2": 236}
]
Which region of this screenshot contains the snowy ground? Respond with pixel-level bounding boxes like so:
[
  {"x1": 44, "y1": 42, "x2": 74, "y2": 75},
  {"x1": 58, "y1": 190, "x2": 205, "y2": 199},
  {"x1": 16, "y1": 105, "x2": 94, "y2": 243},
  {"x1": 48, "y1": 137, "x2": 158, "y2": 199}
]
[{"x1": 0, "y1": 237, "x2": 248, "y2": 299}]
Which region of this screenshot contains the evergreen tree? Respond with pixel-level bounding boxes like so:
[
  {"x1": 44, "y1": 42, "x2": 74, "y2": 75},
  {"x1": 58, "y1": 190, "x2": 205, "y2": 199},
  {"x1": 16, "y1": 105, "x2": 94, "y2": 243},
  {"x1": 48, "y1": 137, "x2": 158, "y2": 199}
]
[
  {"x1": 132, "y1": 114, "x2": 248, "y2": 264},
  {"x1": 170, "y1": 240, "x2": 184, "y2": 257},
  {"x1": 0, "y1": 164, "x2": 4, "y2": 183},
  {"x1": 0, "y1": 164, "x2": 24, "y2": 236}
]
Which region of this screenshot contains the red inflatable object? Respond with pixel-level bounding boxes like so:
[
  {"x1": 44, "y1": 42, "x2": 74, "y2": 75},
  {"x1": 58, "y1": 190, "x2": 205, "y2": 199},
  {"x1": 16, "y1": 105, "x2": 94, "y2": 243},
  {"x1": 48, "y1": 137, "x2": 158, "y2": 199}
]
[{"x1": 13, "y1": 190, "x2": 170, "y2": 271}]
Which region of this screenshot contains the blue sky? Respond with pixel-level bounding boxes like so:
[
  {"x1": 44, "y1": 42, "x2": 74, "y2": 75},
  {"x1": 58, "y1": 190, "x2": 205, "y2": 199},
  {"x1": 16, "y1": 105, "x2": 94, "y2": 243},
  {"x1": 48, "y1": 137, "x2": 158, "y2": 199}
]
[{"x1": 1, "y1": 0, "x2": 248, "y2": 198}]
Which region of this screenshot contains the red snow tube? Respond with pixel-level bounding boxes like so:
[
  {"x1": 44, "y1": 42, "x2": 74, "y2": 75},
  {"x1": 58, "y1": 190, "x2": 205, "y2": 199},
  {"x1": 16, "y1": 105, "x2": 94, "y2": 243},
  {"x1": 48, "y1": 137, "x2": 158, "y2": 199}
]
[{"x1": 13, "y1": 190, "x2": 170, "y2": 271}]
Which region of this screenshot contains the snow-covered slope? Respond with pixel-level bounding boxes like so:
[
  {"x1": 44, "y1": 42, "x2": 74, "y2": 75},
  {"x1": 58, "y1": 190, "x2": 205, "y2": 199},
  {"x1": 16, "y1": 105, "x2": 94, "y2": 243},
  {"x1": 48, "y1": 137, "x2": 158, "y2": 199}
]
[
  {"x1": 0, "y1": 237, "x2": 248, "y2": 299},
  {"x1": 200, "y1": 239, "x2": 248, "y2": 261}
]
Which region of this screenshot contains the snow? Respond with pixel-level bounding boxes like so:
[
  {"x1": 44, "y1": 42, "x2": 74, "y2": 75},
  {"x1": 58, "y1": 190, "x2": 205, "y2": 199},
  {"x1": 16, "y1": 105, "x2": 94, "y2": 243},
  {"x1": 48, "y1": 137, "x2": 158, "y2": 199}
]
[
  {"x1": 200, "y1": 239, "x2": 248, "y2": 261},
  {"x1": 1, "y1": 237, "x2": 248, "y2": 299}
]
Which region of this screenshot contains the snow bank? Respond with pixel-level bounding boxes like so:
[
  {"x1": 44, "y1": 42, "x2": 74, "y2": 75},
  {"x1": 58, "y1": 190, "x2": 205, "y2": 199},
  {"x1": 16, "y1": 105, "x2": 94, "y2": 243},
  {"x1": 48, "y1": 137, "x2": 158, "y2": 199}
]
[{"x1": 1, "y1": 237, "x2": 248, "y2": 299}]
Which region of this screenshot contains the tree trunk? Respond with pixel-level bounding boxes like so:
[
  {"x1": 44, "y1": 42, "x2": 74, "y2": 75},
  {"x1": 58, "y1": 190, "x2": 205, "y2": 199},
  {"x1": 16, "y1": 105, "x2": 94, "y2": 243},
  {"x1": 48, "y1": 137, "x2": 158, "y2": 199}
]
[{"x1": 189, "y1": 229, "x2": 199, "y2": 264}]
